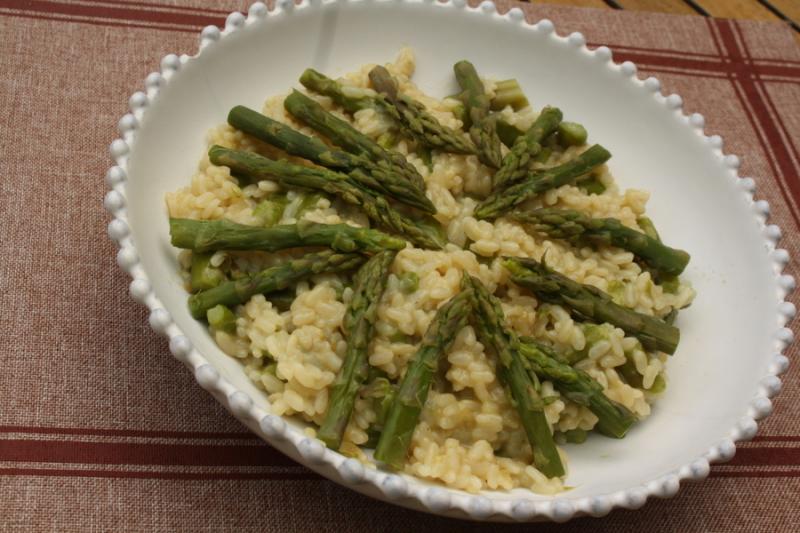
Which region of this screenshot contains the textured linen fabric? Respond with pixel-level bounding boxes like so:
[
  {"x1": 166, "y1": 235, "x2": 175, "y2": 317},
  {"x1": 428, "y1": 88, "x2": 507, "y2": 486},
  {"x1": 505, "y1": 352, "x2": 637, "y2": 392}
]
[{"x1": 1, "y1": 1, "x2": 799, "y2": 531}]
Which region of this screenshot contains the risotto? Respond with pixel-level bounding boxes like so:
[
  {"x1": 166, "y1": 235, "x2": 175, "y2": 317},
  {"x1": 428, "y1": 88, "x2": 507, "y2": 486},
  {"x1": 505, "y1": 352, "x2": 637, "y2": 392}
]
[{"x1": 165, "y1": 48, "x2": 694, "y2": 494}]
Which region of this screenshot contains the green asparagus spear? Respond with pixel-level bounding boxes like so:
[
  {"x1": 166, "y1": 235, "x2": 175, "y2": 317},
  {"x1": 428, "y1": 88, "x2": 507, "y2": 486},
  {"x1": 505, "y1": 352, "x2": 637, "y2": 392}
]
[
  {"x1": 227, "y1": 105, "x2": 352, "y2": 168},
  {"x1": 558, "y1": 122, "x2": 588, "y2": 147},
  {"x1": 491, "y1": 79, "x2": 530, "y2": 111},
  {"x1": 475, "y1": 144, "x2": 612, "y2": 219},
  {"x1": 374, "y1": 289, "x2": 474, "y2": 469},
  {"x1": 465, "y1": 275, "x2": 565, "y2": 477},
  {"x1": 188, "y1": 250, "x2": 364, "y2": 319},
  {"x1": 453, "y1": 61, "x2": 503, "y2": 168},
  {"x1": 284, "y1": 90, "x2": 427, "y2": 192},
  {"x1": 208, "y1": 145, "x2": 445, "y2": 249},
  {"x1": 508, "y1": 208, "x2": 690, "y2": 276},
  {"x1": 265, "y1": 289, "x2": 295, "y2": 312},
  {"x1": 170, "y1": 218, "x2": 406, "y2": 255},
  {"x1": 517, "y1": 340, "x2": 636, "y2": 438},
  {"x1": 368, "y1": 65, "x2": 477, "y2": 155},
  {"x1": 318, "y1": 251, "x2": 397, "y2": 450},
  {"x1": 190, "y1": 252, "x2": 225, "y2": 292},
  {"x1": 227, "y1": 106, "x2": 435, "y2": 213},
  {"x1": 503, "y1": 257, "x2": 680, "y2": 354},
  {"x1": 300, "y1": 68, "x2": 375, "y2": 113},
  {"x1": 493, "y1": 107, "x2": 563, "y2": 189}
]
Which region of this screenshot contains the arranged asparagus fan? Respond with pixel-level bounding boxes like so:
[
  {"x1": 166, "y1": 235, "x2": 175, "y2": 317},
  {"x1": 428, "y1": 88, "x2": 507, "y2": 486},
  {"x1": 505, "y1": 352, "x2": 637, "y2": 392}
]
[
  {"x1": 187, "y1": 250, "x2": 364, "y2": 319},
  {"x1": 318, "y1": 251, "x2": 397, "y2": 450},
  {"x1": 368, "y1": 65, "x2": 477, "y2": 155},
  {"x1": 464, "y1": 275, "x2": 565, "y2": 478},
  {"x1": 493, "y1": 106, "x2": 563, "y2": 189},
  {"x1": 504, "y1": 257, "x2": 680, "y2": 354},
  {"x1": 517, "y1": 340, "x2": 636, "y2": 438},
  {"x1": 453, "y1": 61, "x2": 503, "y2": 168},
  {"x1": 208, "y1": 145, "x2": 445, "y2": 249},
  {"x1": 299, "y1": 68, "x2": 375, "y2": 113},
  {"x1": 169, "y1": 218, "x2": 406, "y2": 255},
  {"x1": 227, "y1": 106, "x2": 435, "y2": 213},
  {"x1": 284, "y1": 90, "x2": 427, "y2": 192},
  {"x1": 475, "y1": 144, "x2": 612, "y2": 219},
  {"x1": 508, "y1": 208, "x2": 690, "y2": 276},
  {"x1": 374, "y1": 289, "x2": 474, "y2": 469}
]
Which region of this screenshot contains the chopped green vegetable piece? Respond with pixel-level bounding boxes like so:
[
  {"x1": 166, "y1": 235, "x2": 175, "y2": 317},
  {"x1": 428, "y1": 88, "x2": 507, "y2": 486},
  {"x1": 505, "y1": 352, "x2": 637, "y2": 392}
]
[
  {"x1": 377, "y1": 131, "x2": 397, "y2": 149},
  {"x1": 563, "y1": 428, "x2": 588, "y2": 444},
  {"x1": 417, "y1": 145, "x2": 433, "y2": 171},
  {"x1": 206, "y1": 304, "x2": 237, "y2": 333},
  {"x1": 663, "y1": 308, "x2": 679, "y2": 325},
  {"x1": 533, "y1": 146, "x2": 553, "y2": 164},
  {"x1": 558, "y1": 121, "x2": 588, "y2": 146},
  {"x1": 294, "y1": 193, "x2": 324, "y2": 219},
  {"x1": 495, "y1": 119, "x2": 525, "y2": 148},
  {"x1": 253, "y1": 193, "x2": 288, "y2": 227},
  {"x1": 578, "y1": 176, "x2": 606, "y2": 195},
  {"x1": 266, "y1": 289, "x2": 295, "y2": 312},
  {"x1": 636, "y1": 216, "x2": 661, "y2": 242},
  {"x1": 661, "y1": 276, "x2": 681, "y2": 294},
  {"x1": 190, "y1": 252, "x2": 225, "y2": 292},
  {"x1": 398, "y1": 272, "x2": 420, "y2": 294},
  {"x1": 491, "y1": 79, "x2": 530, "y2": 111}
]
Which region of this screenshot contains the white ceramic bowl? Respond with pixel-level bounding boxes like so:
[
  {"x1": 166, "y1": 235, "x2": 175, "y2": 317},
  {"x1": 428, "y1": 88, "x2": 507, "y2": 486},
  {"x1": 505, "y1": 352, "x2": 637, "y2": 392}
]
[{"x1": 104, "y1": 0, "x2": 794, "y2": 522}]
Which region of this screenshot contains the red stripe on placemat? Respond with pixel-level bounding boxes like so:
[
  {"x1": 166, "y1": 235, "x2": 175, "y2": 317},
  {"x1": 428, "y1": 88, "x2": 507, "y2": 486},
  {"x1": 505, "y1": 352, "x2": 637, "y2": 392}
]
[
  {"x1": 1, "y1": 437, "x2": 798, "y2": 468},
  {"x1": 0, "y1": 439, "x2": 293, "y2": 467},
  {"x1": 711, "y1": 470, "x2": 800, "y2": 478},
  {"x1": 728, "y1": 446, "x2": 800, "y2": 467},
  {"x1": 1, "y1": 0, "x2": 223, "y2": 29},
  {"x1": 0, "y1": 467, "x2": 319, "y2": 480},
  {"x1": 78, "y1": 0, "x2": 231, "y2": 16},
  {"x1": 0, "y1": 425, "x2": 258, "y2": 440},
  {"x1": 753, "y1": 436, "x2": 800, "y2": 442},
  {"x1": 0, "y1": 9, "x2": 200, "y2": 32}
]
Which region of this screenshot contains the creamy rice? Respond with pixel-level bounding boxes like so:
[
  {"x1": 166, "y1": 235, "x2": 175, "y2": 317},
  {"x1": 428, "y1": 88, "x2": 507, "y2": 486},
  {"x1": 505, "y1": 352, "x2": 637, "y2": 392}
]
[{"x1": 166, "y1": 48, "x2": 695, "y2": 494}]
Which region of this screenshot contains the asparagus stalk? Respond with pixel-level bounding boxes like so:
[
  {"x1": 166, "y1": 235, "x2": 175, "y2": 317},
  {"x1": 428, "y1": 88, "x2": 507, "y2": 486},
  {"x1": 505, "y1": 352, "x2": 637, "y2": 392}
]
[
  {"x1": 508, "y1": 208, "x2": 690, "y2": 276},
  {"x1": 374, "y1": 289, "x2": 474, "y2": 469},
  {"x1": 253, "y1": 193, "x2": 288, "y2": 227},
  {"x1": 228, "y1": 106, "x2": 435, "y2": 213},
  {"x1": 493, "y1": 106, "x2": 563, "y2": 189},
  {"x1": 474, "y1": 144, "x2": 611, "y2": 219},
  {"x1": 464, "y1": 275, "x2": 565, "y2": 477},
  {"x1": 368, "y1": 65, "x2": 477, "y2": 155},
  {"x1": 208, "y1": 145, "x2": 445, "y2": 249},
  {"x1": 453, "y1": 61, "x2": 503, "y2": 168},
  {"x1": 188, "y1": 250, "x2": 364, "y2": 319},
  {"x1": 227, "y1": 105, "x2": 352, "y2": 168},
  {"x1": 503, "y1": 257, "x2": 680, "y2": 354},
  {"x1": 299, "y1": 68, "x2": 375, "y2": 113},
  {"x1": 318, "y1": 251, "x2": 397, "y2": 449},
  {"x1": 517, "y1": 340, "x2": 636, "y2": 438},
  {"x1": 284, "y1": 90, "x2": 427, "y2": 192},
  {"x1": 170, "y1": 218, "x2": 406, "y2": 255}
]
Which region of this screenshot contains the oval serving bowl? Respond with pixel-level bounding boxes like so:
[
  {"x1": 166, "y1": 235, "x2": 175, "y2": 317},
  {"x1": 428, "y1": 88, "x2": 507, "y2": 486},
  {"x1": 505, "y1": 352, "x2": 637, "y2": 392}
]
[{"x1": 104, "y1": 0, "x2": 794, "y2": 522}]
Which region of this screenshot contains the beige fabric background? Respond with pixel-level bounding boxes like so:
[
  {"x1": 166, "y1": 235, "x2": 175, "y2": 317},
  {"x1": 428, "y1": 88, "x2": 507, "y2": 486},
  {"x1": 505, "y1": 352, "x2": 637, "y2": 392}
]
[{"x1": 1, "y1": 1, "x2": 799, "y2": 531}]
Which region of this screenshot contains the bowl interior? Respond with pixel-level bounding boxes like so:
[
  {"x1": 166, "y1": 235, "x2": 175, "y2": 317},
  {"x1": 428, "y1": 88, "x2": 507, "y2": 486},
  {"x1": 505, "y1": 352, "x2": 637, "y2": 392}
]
[{"x1": 126, "y1": 1, "x2": 778, "y2": 500}]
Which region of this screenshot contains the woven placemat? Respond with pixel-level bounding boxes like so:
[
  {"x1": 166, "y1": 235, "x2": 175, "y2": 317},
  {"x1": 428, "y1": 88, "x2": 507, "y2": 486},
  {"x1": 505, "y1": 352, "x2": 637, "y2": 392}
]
[{"x1": 1, "y1": 1, "x2": 798, "y2": 530}]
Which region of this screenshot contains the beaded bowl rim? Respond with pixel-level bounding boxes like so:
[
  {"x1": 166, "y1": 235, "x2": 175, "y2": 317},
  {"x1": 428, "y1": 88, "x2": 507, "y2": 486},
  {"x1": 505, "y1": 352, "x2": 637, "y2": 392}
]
[{"x1": 104, "y1": 0, "x2": 795, "y2": 522}]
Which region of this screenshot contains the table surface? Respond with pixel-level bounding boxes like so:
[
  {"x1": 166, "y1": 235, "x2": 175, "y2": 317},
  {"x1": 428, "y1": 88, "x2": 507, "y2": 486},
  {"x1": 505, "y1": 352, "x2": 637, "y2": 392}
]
[{"x1": 1, "y1": 1, "x2": 800, "y2": 531}]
